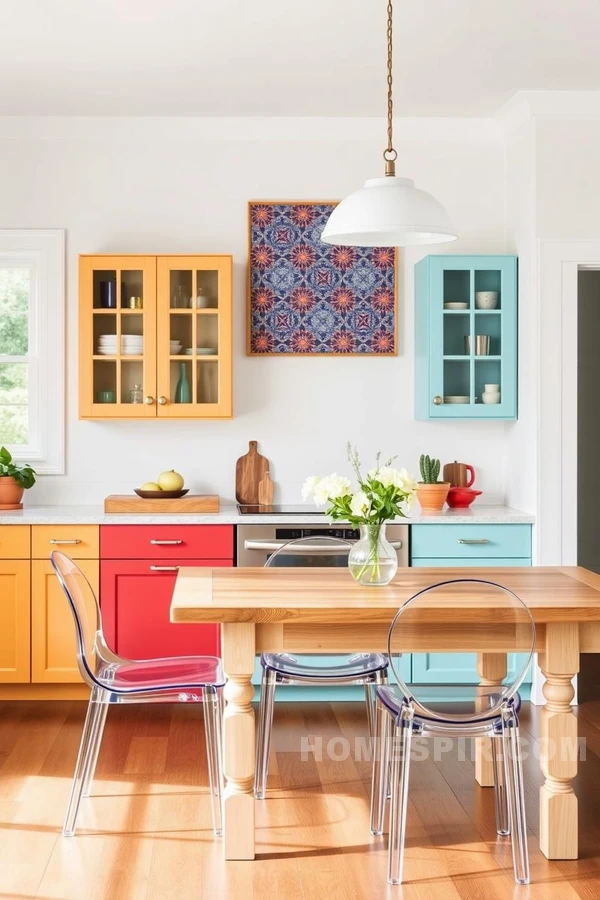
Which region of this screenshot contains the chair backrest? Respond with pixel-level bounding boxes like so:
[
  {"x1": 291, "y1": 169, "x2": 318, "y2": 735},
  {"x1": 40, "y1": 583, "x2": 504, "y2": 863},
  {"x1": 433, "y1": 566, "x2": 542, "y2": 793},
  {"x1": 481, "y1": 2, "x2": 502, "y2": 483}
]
[
  {"x1": 387, "y1": 578, "x2": 535, "y2": 722},
  {"x1": 265, "y1": 536, "x2": 352, "y2": 568},
  {"x1": 50, "y1": 550, "x2": 103, "y2": 689}
]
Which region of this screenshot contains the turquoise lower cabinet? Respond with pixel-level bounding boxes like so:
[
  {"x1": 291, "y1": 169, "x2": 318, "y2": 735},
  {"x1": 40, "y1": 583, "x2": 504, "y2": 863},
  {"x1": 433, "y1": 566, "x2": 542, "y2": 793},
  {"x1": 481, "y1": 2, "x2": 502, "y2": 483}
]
[
  {"x1": 414, "y1": 254, "x2": 518, "y2": 420},
  {"x1": 411, "y1": 523, "x2": 533, "y2": 690},
  {"x1": 252, "y1": 653, "x2": 412, "y2": 702},
  {"x1": 411, "y1": 523, "x2": 532, "y2": 560},
  {"x1": 412, "y1": 557, "x2": 531, "y2": 567},
  {"x1": 411, "y1": 653, "x2": 531, "y2": 686}
]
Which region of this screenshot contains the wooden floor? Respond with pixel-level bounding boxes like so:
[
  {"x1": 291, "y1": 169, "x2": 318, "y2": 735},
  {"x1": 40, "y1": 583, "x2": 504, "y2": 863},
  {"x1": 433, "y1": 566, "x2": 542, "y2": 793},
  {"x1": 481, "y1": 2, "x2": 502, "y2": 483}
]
[{"x1": 1, "y1": 699, "x2": 600, "y2": 900}]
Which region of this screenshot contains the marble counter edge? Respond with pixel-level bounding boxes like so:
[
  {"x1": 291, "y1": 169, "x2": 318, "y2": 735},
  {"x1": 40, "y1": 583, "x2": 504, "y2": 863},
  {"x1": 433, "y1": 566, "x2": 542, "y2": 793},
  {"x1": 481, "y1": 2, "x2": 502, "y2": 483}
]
[{"x1": 0, "y1": 504, "x2": 535, "y2": 525}]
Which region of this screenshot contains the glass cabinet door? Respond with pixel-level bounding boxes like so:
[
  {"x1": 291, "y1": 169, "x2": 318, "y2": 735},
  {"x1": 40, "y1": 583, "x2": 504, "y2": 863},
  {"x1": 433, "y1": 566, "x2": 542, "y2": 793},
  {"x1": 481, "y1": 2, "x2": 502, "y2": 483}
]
[
  {"x1": 79, "y1": 256, "x2": 157, "y2": 418},
  {"x1": 426, "y1": 256, "x2": 517, "y2": 419},
  {"x1": 156, "y1": 256, "x2": 232, "y2": 418}
]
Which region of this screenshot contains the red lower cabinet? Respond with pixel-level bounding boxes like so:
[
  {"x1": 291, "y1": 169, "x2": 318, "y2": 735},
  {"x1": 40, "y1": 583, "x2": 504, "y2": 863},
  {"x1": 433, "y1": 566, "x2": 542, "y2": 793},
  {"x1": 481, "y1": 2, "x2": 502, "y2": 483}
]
[{"x1": 100, "y1": 559, "x2": 229, "y2": 660}]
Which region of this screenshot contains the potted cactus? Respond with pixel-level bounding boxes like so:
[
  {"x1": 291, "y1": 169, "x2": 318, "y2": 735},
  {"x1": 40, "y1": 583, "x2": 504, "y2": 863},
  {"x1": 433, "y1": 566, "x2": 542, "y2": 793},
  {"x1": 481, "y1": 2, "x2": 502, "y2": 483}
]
[
  {"x1": 416, "y1": 454, "x2": 450, "y2": 512},
  {"x1": 0, "y1": 446, "x2": 36, "y2": 510}
]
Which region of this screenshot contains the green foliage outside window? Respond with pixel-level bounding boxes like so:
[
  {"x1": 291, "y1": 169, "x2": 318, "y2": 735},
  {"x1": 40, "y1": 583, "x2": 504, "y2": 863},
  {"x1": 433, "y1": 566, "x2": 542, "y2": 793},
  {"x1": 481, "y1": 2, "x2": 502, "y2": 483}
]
[{"x1": 0, "y1": 268, "x2": 29, "y2": 445}]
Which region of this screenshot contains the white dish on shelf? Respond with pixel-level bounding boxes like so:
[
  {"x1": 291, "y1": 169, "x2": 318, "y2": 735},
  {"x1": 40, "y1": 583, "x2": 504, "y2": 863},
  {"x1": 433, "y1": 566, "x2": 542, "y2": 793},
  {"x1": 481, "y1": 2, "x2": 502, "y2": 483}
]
[
  {"x1": 444, "y1": 302, "x2": 469, "y2": 310},
  {"x1": 443, "y1": 395, "x2": 470, "y2": 404},
  {"x1": 99, "y1": 338, "x2": 143, "y2": 346},
  {"x1": 184, "y1": 347, "x2": 218, "y2": 355}
]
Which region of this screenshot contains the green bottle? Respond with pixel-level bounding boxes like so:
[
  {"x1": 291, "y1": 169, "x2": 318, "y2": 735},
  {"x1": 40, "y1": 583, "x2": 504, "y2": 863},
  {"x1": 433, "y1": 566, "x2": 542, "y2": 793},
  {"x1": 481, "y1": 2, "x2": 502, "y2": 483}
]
[{"x1": 175, "y1": 363, "x2": 191, "y2": 403}]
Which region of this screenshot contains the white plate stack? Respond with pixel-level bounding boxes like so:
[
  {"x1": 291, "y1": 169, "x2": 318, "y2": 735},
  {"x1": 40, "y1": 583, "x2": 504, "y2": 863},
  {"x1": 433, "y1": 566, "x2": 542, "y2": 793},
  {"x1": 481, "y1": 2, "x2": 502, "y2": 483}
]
[{"x1": 98, "y1": 335, "x2": 144, "y2": 356}]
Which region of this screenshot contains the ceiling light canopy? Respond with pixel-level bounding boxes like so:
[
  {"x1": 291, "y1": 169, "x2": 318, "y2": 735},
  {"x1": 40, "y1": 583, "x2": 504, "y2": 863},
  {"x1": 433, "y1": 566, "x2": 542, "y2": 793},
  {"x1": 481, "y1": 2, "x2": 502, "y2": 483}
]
[{"x1": 321, "y1": 0, "x2": 457, "y2": 249}]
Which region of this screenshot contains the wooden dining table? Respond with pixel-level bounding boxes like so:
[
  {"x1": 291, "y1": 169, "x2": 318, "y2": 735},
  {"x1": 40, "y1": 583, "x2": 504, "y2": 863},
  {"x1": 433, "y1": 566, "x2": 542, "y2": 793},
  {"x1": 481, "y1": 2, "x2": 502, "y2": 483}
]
[{"x1": 170, "y1": 565, "x2": 600, "y2": 862}]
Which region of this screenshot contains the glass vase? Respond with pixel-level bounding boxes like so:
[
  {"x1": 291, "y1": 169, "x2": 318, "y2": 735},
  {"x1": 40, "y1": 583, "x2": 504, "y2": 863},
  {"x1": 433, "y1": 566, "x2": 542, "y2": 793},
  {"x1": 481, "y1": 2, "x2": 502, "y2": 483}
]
[{"x1": 348, "y1": 523, "x2": 398, "y2": 586}]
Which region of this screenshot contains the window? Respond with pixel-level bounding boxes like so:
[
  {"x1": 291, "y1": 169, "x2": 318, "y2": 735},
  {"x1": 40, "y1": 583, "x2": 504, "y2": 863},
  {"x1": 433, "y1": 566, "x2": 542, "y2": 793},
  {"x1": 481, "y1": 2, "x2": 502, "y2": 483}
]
[{"x1": 0, "y1": 230, "x2": 65, "y2": 474}]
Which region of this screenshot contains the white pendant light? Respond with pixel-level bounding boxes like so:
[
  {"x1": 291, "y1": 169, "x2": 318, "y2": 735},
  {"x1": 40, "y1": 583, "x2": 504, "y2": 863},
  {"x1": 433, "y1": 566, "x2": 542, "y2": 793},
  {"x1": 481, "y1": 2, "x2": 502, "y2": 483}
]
[{"x1": 322, "y1": 0, "x2": 457, "y2": 248}]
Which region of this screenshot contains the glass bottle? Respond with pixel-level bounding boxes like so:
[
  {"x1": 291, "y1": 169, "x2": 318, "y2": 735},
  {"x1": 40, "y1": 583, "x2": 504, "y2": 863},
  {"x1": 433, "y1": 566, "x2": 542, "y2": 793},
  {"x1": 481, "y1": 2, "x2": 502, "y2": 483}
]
[
  {"x1": 175, "y1": 364, "x2": 191, "y2": 403},
  {"x1": 348, "y1": 523, "x2": 398, "y2": 586},
  {"x1": 129, "y1": 383, "x2": 143, "y2": 404},
  {"x1": 173, "y1": 285, "x2": 189, "y2": 309}
]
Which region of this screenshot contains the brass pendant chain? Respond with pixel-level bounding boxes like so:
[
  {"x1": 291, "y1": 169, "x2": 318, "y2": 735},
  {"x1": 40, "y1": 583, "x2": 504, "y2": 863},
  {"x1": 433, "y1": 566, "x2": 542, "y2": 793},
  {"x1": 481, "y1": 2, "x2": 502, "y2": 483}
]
[{"x1": 384, "y1": 0, "x2": 397, "y2": 175}]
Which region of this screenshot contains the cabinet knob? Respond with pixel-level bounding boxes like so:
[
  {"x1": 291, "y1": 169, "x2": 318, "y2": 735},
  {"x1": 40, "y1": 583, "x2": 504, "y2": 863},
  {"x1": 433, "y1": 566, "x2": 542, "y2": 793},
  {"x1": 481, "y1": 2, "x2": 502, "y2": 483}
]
[
  {"x1": 144, "y1": 396, "x2": 154, "y2": 405},
  {"x1": 433, "y1": 396, "x2": 442, "y2": 405},
  {"x1": 158, "y1": 396, "x2": 167, "y2": 405}
]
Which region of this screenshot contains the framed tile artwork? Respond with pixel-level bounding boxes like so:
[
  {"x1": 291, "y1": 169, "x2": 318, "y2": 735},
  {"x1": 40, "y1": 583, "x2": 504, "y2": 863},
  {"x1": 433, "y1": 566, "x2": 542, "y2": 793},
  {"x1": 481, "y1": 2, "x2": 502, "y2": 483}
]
[{"x1": 247, "y1": 201, "x2": 398, "y2": 355}]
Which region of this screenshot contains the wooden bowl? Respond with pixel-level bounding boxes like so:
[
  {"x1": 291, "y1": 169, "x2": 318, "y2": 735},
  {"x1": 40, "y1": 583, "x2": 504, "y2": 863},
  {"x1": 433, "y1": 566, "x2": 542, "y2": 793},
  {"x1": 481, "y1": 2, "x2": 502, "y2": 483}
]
[{"x1": 134, "y1": 488, "x2": 189, "y2": 499}]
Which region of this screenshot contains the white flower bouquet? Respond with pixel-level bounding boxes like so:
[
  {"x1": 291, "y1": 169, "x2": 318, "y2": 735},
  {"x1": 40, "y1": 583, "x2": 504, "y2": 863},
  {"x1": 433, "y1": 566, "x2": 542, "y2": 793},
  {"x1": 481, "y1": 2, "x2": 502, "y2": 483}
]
[{"x1": 302, "y1": 445, "x2": 417, "y2": 585}]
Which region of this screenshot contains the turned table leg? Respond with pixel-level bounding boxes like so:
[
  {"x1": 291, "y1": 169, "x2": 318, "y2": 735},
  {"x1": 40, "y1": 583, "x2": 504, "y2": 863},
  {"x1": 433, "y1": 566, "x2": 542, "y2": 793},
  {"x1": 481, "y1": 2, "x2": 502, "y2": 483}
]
[
  {"x1": 539, "y1": 622, "x2": 579, "y2": 859},
  {"x1": 222, "y1": 622, "x2": 256, "y2": 860},
  {"x1": 475, "y1": 653, "x2": 507, "y2": 787}
]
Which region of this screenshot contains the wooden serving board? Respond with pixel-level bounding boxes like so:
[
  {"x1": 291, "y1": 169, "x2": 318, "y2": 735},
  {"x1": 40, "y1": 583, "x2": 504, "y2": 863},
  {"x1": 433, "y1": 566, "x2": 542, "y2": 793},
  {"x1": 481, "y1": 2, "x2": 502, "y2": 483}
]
[
  {"x1": 104, "y1": 494, "x2": 220, "y2": 514},
  {"x1": 235, "y1": 440, "x2": 271, "y2": 505}
]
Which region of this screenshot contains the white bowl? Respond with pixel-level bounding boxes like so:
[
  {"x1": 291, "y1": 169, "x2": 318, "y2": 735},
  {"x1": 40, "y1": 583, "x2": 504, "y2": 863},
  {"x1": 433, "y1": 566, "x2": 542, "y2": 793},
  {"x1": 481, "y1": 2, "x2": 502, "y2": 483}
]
[
  {"x1": 443, "y1": 395, "x2": 470, "y2": 404},
  {"x1": 482, "y1": 392, "x2": 501, "y2": 405},
  {"x1": 184, "y1": 347, "x2": 218, "y2": 355},
  {"x1": 475, "y1": 291, "x2": 498, "y2": 310},
  {"x1": 484, "y1": 383, "x2": 500, "y2": 391}
]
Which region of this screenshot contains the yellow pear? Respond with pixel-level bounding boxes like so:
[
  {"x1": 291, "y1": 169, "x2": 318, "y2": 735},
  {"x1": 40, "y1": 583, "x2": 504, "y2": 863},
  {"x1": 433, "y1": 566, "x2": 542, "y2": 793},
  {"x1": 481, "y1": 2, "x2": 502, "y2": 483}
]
[
  {"x1": 140, "y1": 481, "x2": 162, "y2": 491},
  {"x1": 157, "y1": 470, "x2": 184, "y2": 491}
]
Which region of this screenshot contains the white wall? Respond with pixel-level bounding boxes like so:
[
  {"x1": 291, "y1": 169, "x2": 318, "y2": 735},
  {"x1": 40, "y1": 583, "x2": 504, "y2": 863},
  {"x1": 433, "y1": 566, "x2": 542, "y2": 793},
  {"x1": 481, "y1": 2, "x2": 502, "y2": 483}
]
[
  {"x1": 504, "y1": 117, "x2": 538, "y2": 523},
  {"x1": 0, "y1": 117, "x2": 510, "y2": 505}
]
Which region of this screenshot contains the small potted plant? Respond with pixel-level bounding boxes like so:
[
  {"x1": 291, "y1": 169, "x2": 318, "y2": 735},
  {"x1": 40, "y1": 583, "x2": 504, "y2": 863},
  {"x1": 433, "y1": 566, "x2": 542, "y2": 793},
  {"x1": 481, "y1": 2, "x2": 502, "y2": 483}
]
[
  {"x1": 0, "y1": 446, "x2": 36, "y2": 510},
  {"x1": 416, "y1": 454, "x2": 450, "y2": 512}
]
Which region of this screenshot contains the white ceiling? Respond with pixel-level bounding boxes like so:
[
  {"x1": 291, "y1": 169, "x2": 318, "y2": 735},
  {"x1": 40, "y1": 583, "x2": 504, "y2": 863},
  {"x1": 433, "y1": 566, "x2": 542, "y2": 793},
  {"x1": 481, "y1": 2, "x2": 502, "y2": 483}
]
[{"x1": 1, "y1": 0, "x2": 600, "y2": 117}]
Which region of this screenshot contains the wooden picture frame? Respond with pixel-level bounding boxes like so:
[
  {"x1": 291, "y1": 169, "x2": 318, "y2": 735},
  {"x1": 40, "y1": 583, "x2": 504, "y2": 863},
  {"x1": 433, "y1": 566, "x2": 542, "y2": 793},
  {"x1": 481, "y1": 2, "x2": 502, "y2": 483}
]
[{"x1": 247, "y1": 200, "x2": 398, "y2": 356}]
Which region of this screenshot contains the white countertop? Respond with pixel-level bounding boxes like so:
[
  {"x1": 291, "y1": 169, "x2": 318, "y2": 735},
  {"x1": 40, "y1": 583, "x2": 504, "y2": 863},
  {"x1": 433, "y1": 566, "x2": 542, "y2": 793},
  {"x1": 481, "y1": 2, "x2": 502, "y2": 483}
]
[{"x1": 0, "y1": 502, "x2": 534, "y2": 525}]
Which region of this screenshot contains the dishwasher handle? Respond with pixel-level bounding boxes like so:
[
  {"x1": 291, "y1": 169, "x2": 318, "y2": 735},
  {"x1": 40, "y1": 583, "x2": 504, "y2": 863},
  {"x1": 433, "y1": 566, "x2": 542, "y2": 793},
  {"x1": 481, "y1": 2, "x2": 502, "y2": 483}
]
[{"x1": 244, "y1": 539, "x2": 403, "y2": 553}]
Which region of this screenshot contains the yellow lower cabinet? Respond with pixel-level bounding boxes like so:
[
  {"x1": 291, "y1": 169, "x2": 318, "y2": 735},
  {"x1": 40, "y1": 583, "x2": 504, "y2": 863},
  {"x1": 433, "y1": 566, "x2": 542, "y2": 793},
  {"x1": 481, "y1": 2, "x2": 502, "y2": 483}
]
[
  {"x1": 0, "y1": 560, "x2": 31, "y2": 683},
  {"x1": 31, "y1": 558, "x2": 99, "y2": 683}
]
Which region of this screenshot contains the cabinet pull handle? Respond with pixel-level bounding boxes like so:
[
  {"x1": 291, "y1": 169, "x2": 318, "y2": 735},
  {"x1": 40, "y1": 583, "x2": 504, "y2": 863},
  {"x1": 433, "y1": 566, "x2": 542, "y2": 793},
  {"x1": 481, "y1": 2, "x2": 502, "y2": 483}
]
[
  {"x1": 457, "y1": 538, "x2": 490, "y2": 545},
  {"x1": 49, "y1": 539, "x2": 82, "y2": 545},
  {"x1": 150, "y1": 539, "x2": 184, "y2": 545},
  {"x1": 150, "y1": 565, "x2": 180, "y2": 572}
]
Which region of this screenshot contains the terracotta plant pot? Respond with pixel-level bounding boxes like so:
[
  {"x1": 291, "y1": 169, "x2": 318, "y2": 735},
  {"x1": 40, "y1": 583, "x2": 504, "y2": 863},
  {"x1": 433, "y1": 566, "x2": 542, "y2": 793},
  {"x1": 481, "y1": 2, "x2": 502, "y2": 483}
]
[
  {"x1": 416, "y1": 482, "x2": 450, "y2": 512},
  {"x1": 0, "y1": 476, "x2": 25, "y2": 510}
]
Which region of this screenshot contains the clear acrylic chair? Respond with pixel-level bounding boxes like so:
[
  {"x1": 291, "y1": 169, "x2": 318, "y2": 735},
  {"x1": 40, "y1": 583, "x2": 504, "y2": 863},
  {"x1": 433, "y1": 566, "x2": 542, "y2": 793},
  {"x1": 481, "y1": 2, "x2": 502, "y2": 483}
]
[
  {"x1": 255, "y1": 536, "x2": 389, "y2": 798},
  {"x1": 51, "y1": 551, "x2": 225, "y2": 837},
  {"x1": 370, "y1": 578, "x2": 534, "y2": 886}
]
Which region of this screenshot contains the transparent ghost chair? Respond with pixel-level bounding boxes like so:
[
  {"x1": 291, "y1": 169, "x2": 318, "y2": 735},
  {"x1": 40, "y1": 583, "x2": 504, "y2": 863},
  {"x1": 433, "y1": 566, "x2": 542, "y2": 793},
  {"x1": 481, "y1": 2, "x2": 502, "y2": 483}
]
[
  {"x1": 254, "y1": 536, "x2": 389, "y2": 798},
  {"x1": 370, "y1": 578, "x2": 534, "y2": 886},
  {"x1": 51, "y1": 551, "x2": 225, "y2": 837}
]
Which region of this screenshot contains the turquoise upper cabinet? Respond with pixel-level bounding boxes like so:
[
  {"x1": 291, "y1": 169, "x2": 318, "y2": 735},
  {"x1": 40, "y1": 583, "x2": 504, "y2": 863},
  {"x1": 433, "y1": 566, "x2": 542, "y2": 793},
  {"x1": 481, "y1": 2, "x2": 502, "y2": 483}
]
[{"x1": 415, "y1": 255, "x2": 517, "y2": 419}]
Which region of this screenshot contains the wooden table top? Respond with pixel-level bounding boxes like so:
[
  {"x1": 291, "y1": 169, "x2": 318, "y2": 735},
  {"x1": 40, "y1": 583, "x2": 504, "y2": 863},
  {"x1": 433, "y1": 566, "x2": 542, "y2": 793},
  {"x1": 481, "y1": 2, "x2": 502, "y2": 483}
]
[{"x1": 170, "y1": 565, "x2": 600, "y2": 625}]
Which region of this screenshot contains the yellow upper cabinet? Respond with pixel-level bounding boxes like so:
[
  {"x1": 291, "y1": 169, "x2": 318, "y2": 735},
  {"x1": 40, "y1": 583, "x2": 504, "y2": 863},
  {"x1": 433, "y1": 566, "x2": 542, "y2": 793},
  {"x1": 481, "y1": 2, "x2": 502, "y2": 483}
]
[{"x1": 79, "y1": 255, "x2": 233, "y2": 419}]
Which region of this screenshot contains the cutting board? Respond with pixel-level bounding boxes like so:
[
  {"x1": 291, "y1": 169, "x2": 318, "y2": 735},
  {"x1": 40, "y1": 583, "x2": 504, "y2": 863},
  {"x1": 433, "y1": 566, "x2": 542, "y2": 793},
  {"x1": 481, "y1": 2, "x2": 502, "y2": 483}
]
[
  {"x1": 104, "y1": 494, "x2": 220, "y2": 513},
  {"x1": 235, "y1": 441, "x2": 271, "y2": 505},
  {"x1": 258, "y1": 471, "x2": 274, "y2": 506}
]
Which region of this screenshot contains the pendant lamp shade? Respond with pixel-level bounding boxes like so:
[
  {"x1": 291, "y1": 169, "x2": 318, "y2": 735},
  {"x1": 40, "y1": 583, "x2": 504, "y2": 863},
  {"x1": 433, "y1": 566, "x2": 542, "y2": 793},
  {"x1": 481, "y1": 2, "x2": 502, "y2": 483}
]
[{"x1": 321, "y1": 176, "x2": 458, "y2": 248}]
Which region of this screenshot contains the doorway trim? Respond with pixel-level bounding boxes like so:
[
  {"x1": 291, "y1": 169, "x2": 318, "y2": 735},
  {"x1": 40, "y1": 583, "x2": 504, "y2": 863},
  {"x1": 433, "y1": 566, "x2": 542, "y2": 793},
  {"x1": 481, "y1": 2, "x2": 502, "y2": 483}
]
[
  {"x1": 532, "y1": 240, "x2": 600, "y2": 703},
  {"x1": 538, "y1": 239, "x2": 600, "y2": 565}
]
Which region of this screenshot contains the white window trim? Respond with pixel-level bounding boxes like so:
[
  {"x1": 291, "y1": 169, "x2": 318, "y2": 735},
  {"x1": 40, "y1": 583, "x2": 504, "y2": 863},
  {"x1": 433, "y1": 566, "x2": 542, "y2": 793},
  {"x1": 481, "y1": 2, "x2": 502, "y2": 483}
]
[{"x1": 0, "y1": 229, "x2": 65, "y2": 474}]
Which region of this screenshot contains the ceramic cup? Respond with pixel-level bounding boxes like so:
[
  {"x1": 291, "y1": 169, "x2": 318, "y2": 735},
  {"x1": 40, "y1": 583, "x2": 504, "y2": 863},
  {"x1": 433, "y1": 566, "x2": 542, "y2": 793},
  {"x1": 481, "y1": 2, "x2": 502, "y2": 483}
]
[
  {"x1": 482, "y1": 384, "x2": 500, "y2": 404},
  {"x1": 475, "y1": 291, "x2": 498, "y2": 310},
  {"x1": 96, "y1": 390, "x2": 116, "y2": 403}
]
